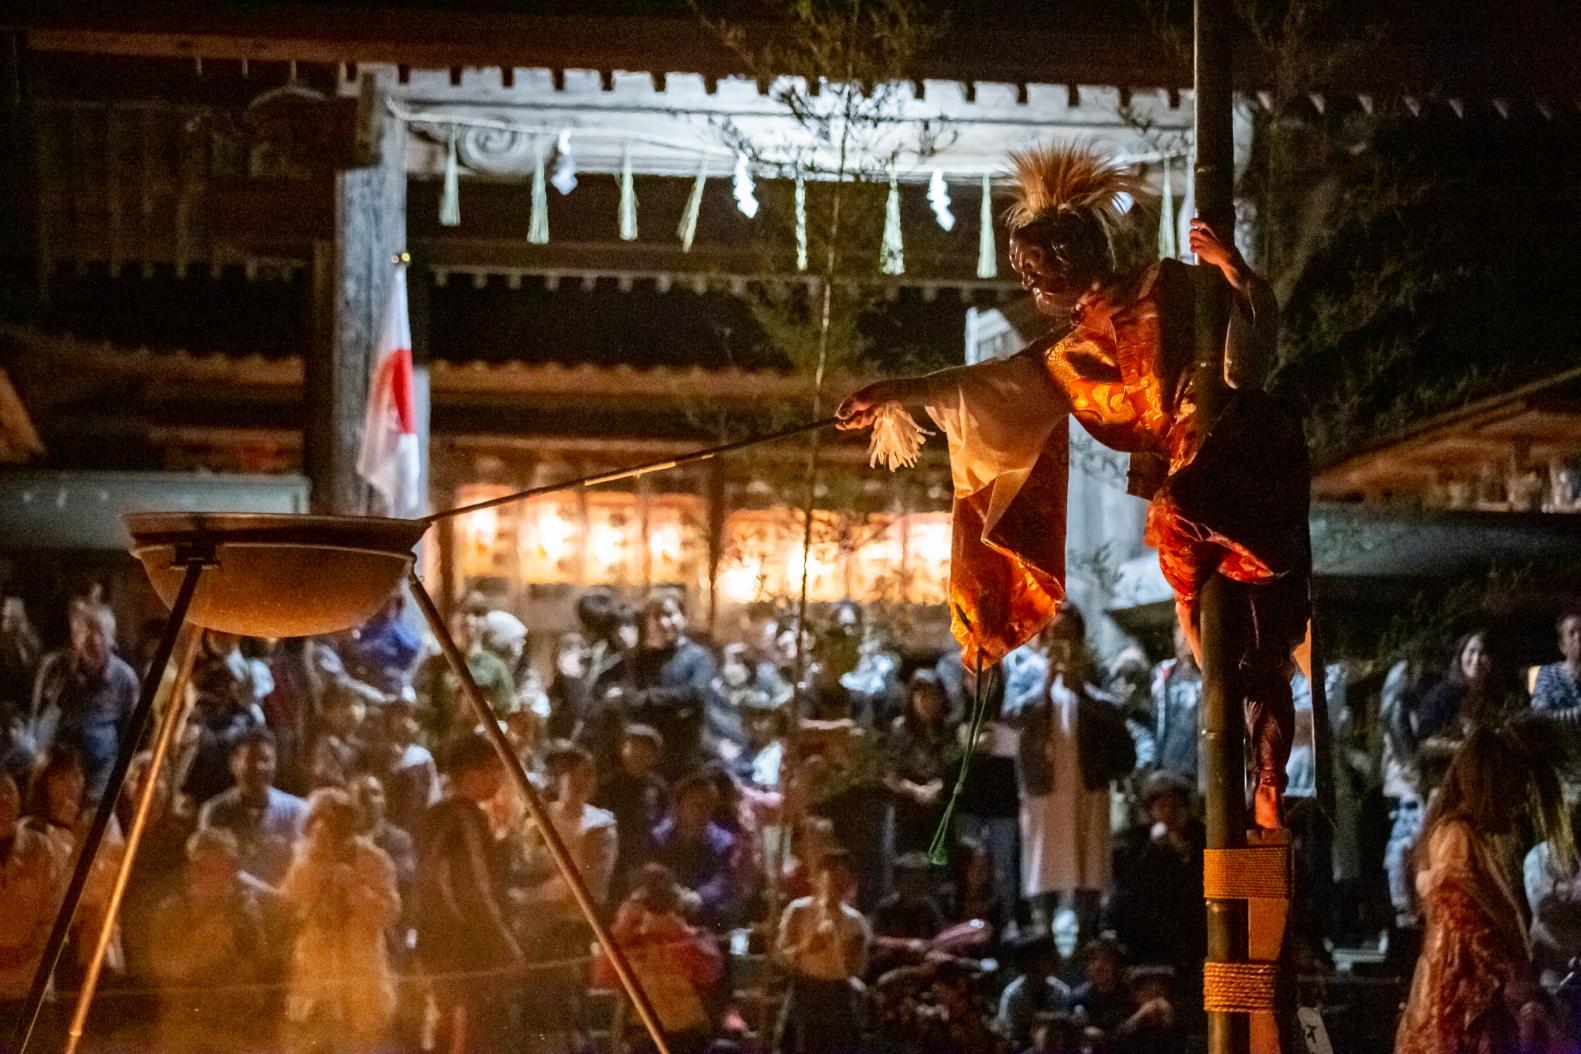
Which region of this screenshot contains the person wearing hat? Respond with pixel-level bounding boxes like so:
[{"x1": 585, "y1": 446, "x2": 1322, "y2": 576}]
[
  {"x1": 411, "y1": 594, "x2": 515, "y2": 743},
  {"x1": 995, "y1": 932, "x2": 1073, "y2": 1050}
]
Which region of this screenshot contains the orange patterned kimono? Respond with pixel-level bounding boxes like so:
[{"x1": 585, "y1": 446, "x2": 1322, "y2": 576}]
[{"x1": 924, "y1": 259, "x2": 1309, "y2": 797}]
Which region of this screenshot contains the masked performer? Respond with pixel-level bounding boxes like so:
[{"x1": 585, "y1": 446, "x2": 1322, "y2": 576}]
[{"x1": 839, "y1": 142, "x2": 1309, "y2": 831}]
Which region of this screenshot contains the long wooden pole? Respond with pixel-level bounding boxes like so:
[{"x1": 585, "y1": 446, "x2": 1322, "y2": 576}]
[
  {"x1": 1192, "y1": 2, "x2": 1248, "y2": 1054},
  {"x1": 406, "y1": 572, "x2": 673, "y2": 1054},
  {"x1": 11, "y1": 557, "x2": 207, "y2": 1053},
  {"x1": 62, "y1": 627, "x2": 201, "y2": 1054},
  {"x1": 426, "y1": 417, "x2": 838, "y2": 526}
]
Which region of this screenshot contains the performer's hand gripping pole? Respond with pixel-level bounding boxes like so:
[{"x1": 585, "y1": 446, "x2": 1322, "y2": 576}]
[
  {"x1": 407, "y1": 571, "x2": 673, "y2": 1054},
  {"x1": 11, "y1": 551, "x2": 211, "y2": 1054}
]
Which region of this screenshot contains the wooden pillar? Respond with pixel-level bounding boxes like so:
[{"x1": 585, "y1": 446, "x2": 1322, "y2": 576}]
[{"x1": 305, "y1": 70, "x2": 406, "y2": 516}]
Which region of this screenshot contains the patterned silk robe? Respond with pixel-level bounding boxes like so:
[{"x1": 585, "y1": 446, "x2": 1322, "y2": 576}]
[{"x1": 923, "y1": 259, "x2": 1309, "y2": 791}]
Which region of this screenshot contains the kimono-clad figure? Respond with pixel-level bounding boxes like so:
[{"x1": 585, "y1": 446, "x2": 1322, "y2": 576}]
[{"x1": 840, "y1": 142, "x2": 1310, "y2": 830}]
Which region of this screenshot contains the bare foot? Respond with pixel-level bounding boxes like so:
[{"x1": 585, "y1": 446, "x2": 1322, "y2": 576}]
[{"x1": 1252, "y1": 783, "x2": 1282, "y2": 832}]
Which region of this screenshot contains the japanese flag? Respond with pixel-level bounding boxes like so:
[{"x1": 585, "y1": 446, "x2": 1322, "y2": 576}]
[{"x1": 357, "y1": 266, "x2": 421, "y2": 516}]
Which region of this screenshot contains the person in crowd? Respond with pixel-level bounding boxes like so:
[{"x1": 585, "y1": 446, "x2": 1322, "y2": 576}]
[
  {"x1": 342, "y1": 592, "x2": 420, "y2": 696},
  {"x1": 869, "y1": 955, "x2": 1005, "y2": 1054},
  {"x1": 1149, "y1": 626, "x2": 1202, "y2": 787},
  {"x1": 117, "y1": 749, "x2": 199, "y2": 985},
  {"x1": 30, "y1": 600, "x2": 138, "y2": 800},
  {"x1": 357, "y1": 696, "x2": 438, "y2": 835},
  {"x1": 183, "y1": 630, "x2": 269, "y2": 802},
  {"x1": 417, "y1": 731, "x2": 524, "y2": 1052},
  {"x1": 1006, "y1": 608, "x2": 1132, "y2": 941},
  {"x1": 0, "y1": 770, "x2": 66, "y2": 1029},
  {"x1": 870, "y1": 851, "x2": 948, "y2": 976},
  {"x1": 0, "y1": 704, "x2": 37, "y2": 790},
  {"x1": 596, "y1": 863, "x2": 725, "y2": 1054},
  {"x1": 350, "y1": 772, "x2": 416, "y2": 910},
  {"x1": 1412, "y1": 630, "x2": 1510, "y2": 786},
  {"x1": 305, "y1": 689, "x2": 367, "y2": 790},
  {"x1": 706, "y1": 764, "x2": 771, "y2": 916},
  {"x1": 481, "y1": 608, "x2": 529, "y2": 688},
  {"x1": 594, "y1": 723, "x2": 668, "y2": 896},
  {"x1": 519, "y1": 743, "x2": 618, "y2": 910},
  {"x1": 265, "y1": 634, "x2": 382, "y2": 794},
  {"x1": 782, "y1": 815, "x2": 837, "y2": 903},
  {"x1": 611, "y1": 595, "x2": 723, "y2": 781},
  {"x1": 148, "y1": 827, "x2": 281, "y2": 1052},
  {"x1": 412, "y1": 594, "x2": 515, "y2": 742},
  {"x1": 197, "y1": 727, "x2": 308, "y2": 887},
  {"x1": 737, "y1": 692, "x2": 787, "y2": 791},
  {"x1": 279, "y1": 786, "x2": 401, "y2": 1052},
  {"x1": 1026, "y1": 1014, "x2": 1085, "y2": 1054},
  {"x1": 546, "y1": 631, "x2": 589, "y2": 741},
  {"x1": 1381, "y1": 649, "x2": 1437, "y2": 939},
  {"x1": 943, "y1": 651, "x2": 1021, "y2": 922},
  {"x1": 1524, "y1": 799, "x2": 1581, "y2": 990},
  {"x1": 1067, "y1": 937, "x2": 1133, "y2": 1035},
  {"x1": 1105, "y1": 772, "x2": 1206, "y2": 979},
  {"x1": 516, "y1": 743, "x2": 618, "y2": 1054},
  {"x1": 1396, "y1": 724, "x2": 1573, "y2": 1054},
  {"x1": 0, "y1": 595, "x2": 42, "y2": 719},
  {"x1": 995, "y1": 933, "x2": 1071, "y2": 1050},
  {"x1": 1531, "y1": 610, "x2": 1581, "y2": 719},
  {"x1": 24, "y1": 744, "x2": 125, "y2": 981},
  {"x1": 945, "y1": 835, "x2": 1010, "y2": 946},
  {"x1": 576, "y1": 589, "x2": 636, "y2": 698},
  {"x1": 650, "y1": 770, "x2": 740, "y2": 929},
  {"x1": 883, "y1": 669, "x2": 954, "y2": 856},
  {"x1": 710, "y1": 642, "x2": 761, "y2": 766},
  {"x1": 775, "y1": 849, "x2": 870, "y2": 1054},
  {"x1": 839, "y1": 616, "x2": 905, "y2": 727},
  {"x1": 1108, "y1": 966, "x2": 1187, "y2": 1054}
]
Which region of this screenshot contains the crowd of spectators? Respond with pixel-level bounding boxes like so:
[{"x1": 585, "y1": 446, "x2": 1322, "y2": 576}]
[{"x1": 1, "y1": 580, "x2": 1580, "y2": 1052}]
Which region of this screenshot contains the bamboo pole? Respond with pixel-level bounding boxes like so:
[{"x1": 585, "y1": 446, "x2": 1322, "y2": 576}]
[
  {"x1": 406, "y1": 572, "x2": 673, "y2": 1054},
  {"x1": 425, "y1": 417, "x2": 838, "y2": 525},
  {"x1": 62, "y1": 627, "x2": 201, "y2": 1054},
  {"x1": 11, "y1": 557, "x2": 208, "y2": 1053},
  {"x1": 1192, "y1": 2, "x2": 1248, "y2": 1053}
]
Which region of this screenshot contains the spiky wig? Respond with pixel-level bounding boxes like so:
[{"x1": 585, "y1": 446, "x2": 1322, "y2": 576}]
[
  {"x1": 1003, "y1": 141, "x2": 1155, "y2": 287},
  {"x1": 1005, "y1": 141, "x2": 1141, "y2": 231}
]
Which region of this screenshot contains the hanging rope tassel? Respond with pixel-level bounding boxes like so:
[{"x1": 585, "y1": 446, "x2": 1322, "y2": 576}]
[
  {"x1": 928, "y1": 168, "x2": 955, "y2": 231},
  {"x1": 976, "y1": 172, "x2": 997, "y2": 279},
  {"x1": 880, "y1": 168, "x2": 904, "y2": 276},
  {"x1": 794, "y1": 169, "x2": 808, "y2": 272},
  {"x1": 677, "y1": 161, "x2": 706, "y2": 252},
  {"x1": 733, "y1": 152, "x2": 759, "y2": 218},
  {"x1": 1157, "y1": 155, "x2": 1177, "y2": 259},
  {"x1": 550, "y1": 129, "x2": 577, "y2": 195},
  {"x1": 439, "y1": 132, "x2": 461, "y2": 227},
  {"x1": 528, "y1": 138, "x2": 549, "y2": 245},
  {"x1": 618, "y1": 149, "x2": 637, "y2": 242},
  {"x1": 867, "y1": 403, "x2": 933, "y2": 471}
]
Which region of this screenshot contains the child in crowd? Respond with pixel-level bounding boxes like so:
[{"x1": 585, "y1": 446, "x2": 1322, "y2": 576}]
[
  {"x1": 774, "y1": 849, "x2": 870, "y2": 1054},
  {"x1": 597, "y1": 863, "x2": 725, "y2": 1054}
]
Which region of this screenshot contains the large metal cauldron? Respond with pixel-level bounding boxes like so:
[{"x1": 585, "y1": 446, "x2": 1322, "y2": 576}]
[{"x1": 126, "y1": 512, "x2": 427, "y2": 637}]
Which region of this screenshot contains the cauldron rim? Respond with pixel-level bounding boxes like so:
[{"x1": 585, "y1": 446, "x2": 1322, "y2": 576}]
[{"x1": 124, "y1": 511, "x2": 428, "y2": 554}]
